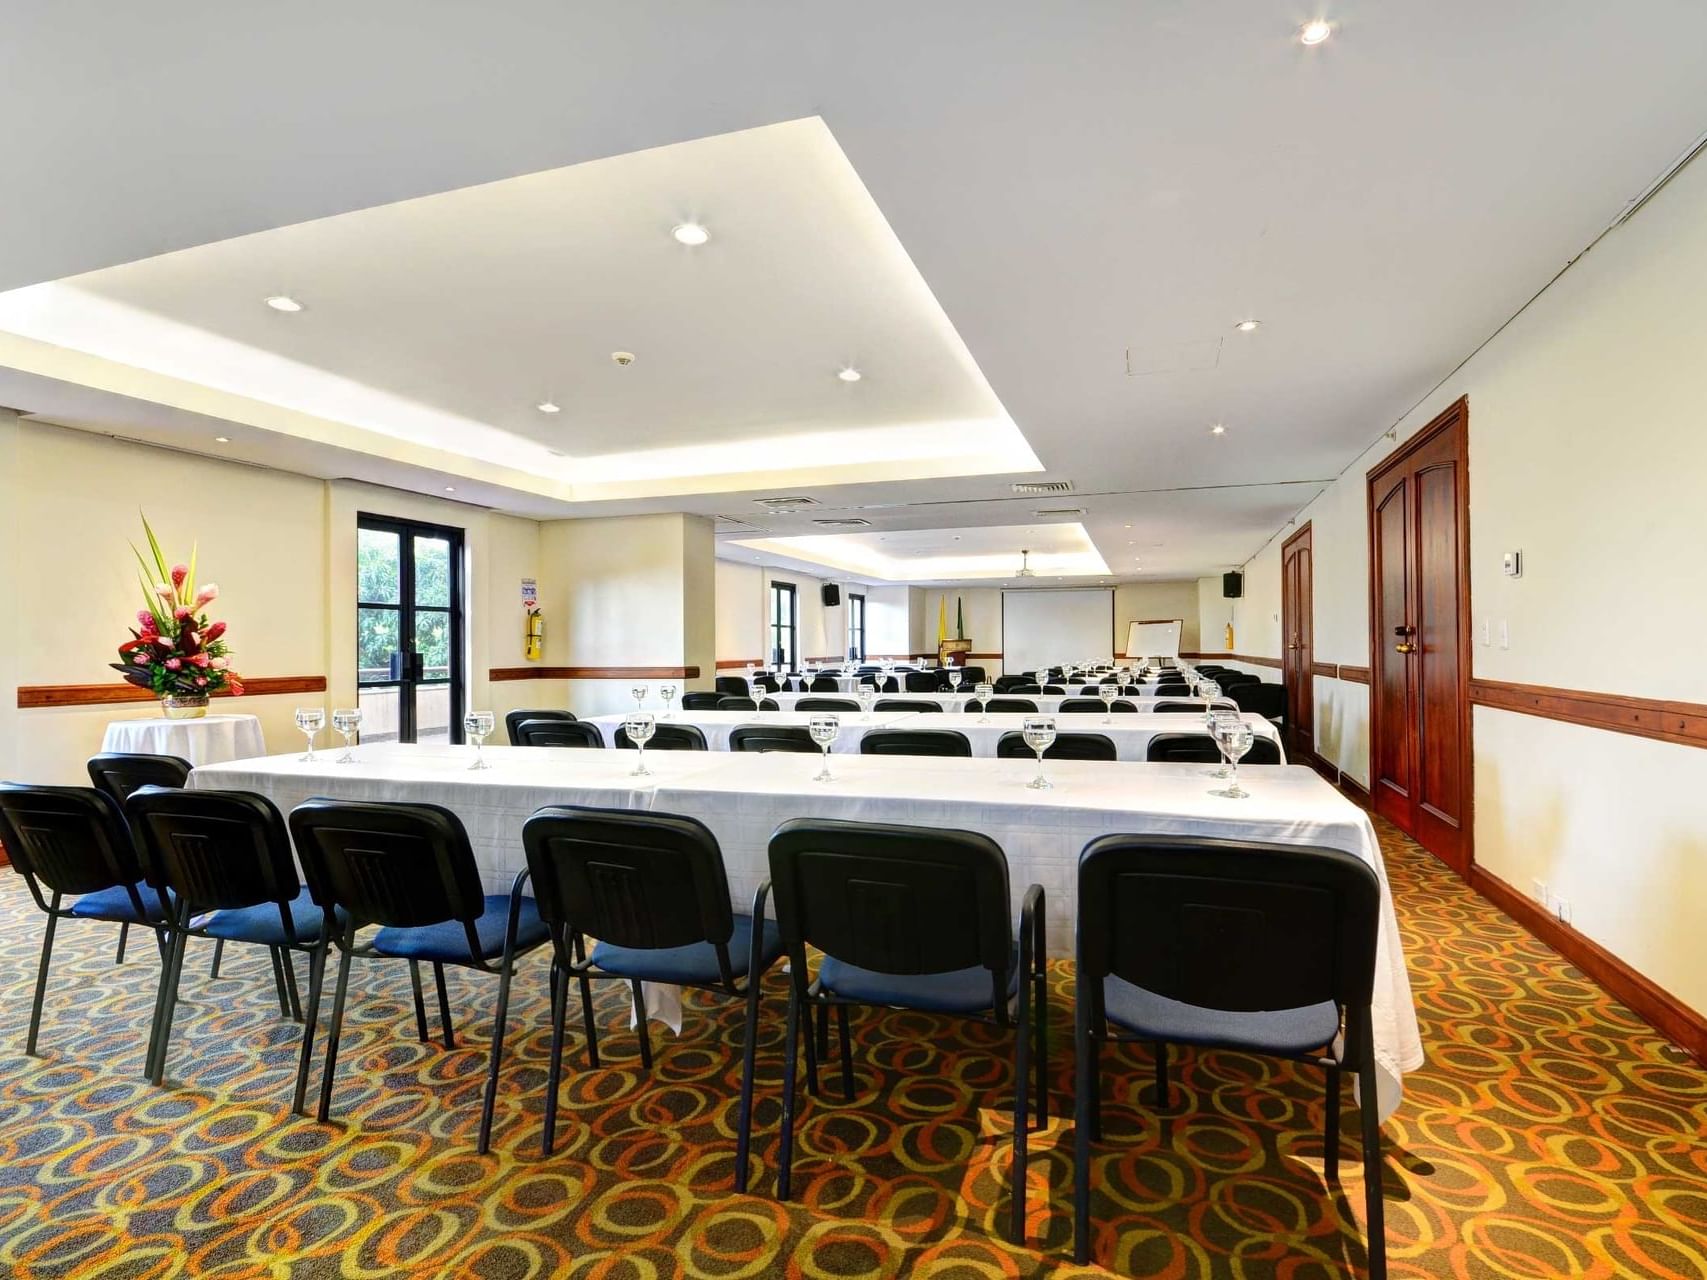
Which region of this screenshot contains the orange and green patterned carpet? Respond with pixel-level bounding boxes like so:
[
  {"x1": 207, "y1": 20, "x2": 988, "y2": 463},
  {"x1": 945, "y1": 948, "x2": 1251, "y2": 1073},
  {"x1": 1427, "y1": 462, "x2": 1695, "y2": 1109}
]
[{"x1": 2, "y1": 818, "x2": 1704, "y2": 1278}]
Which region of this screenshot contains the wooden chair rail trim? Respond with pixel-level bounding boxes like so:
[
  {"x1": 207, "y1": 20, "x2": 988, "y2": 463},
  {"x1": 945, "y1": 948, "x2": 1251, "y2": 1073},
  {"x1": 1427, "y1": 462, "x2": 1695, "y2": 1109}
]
[
  {"x1": 490, "y1": 666, "x2": 703, "y2": 681},
  {"x1": 1179, "y1": 651, "x2": 1283, "y2": 670},
  {"x1": 1471, "y1": 678, "x2": 1707, "y2": 750},
  {"x1": 1338, "y1": 664, "x2": 1372, "y2": 685},
  {"x1": 1310, "y1": 661, "x2": 1339, "y2": 679},
  {"x1": 17, "y1": 676, "x2": 326, "y2": 709}
]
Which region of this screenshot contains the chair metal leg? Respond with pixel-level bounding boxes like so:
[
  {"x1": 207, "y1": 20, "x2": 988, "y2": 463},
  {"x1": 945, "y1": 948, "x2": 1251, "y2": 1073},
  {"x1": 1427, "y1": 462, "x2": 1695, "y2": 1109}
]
[
  {"x1": 208, "y1": 938, "x2": 225, "y2": 980},
  {"x1": 269, "y1": 947, "x2": 291, "y2": 1017},
  {"x1": 316, "y1": 943, "x2": 355, "y2": 1123},
  {"x1": 26, "y1": 910, "x2": 60, "y2": 1057},
  {"x1": 1010, "y1": 965, "x2": 1032, "y2": 1245},
  {"x1": 577, "y1": 969, "x2": 599, "y2": 1069},
  {"x1": 777, "y1": 985, "x2": 802, "y2": 1201},
  {"x1": 1324, "y1": 1064, "x2": 1342, "y2": 1182},
  {"x1": 149, "y1": 921, "x2": 191, "y2": 1087},
  {"x1": 114, "y1": 922, "x2": 129, "y2": 966},
  {"x1": 1073, "y1": 1004, "x2": 1094, "y2": 1264},
  {"x1": 282, "y1": 950, "x2": 303, "y2": 1021},
  {"x1": 409, "y1": 960, "x2": 430, "y2": 1042},
  {"x1": 801, "y1": 997, "x2": 821, "y2": 1099},
  {"x1": 836, "y1": 1003, "x2": 855, "y2": 1100},
  {"x1": 477, "y1": 950, "x2": 517, "y2": 1155},
  {"x1": 291, "y1": 937, "x2": 329, "y2": 1115},
  {"x1": 631, "y1": 979, "x2": 653, "y2": 1069},
  {"x1": 815, "y1": 1002, "x2": 829, "y2": 1063},
  {"x1": 735, "y1": 978, "x2": 763, "y2": 1194},
  {"x1": 1359, "y1": 1059, "x2": 1387, "y2": 1280},
  {"x1": 433, "y1": 962, "x2": 456, "y2": 1049},
  {"x1": 1034, "y1": 965, "x2": 1049, "y2": 1128},
  {"x1": 543, "y1": 963, "x2": 570, "y2": 1156},
  {"x1": 1153, "y1": 1041, "x2": 1170, "y2": 1109}
]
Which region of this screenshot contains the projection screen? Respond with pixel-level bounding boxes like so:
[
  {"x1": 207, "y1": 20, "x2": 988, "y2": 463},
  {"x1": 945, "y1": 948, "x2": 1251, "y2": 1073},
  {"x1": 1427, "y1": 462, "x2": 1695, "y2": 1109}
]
[{"x1": 1001, "y1": 589, "x2": 1114, "y2": 673}]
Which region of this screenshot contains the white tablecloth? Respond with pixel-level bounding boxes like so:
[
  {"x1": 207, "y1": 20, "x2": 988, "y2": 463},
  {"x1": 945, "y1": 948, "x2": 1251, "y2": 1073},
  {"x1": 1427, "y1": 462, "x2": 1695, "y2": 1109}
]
[
  {"x1": 101, "y1": 713, "x2": 267, "y2": 766},
  {"x1": 767, "y1": 692, "x2": 1217, "y2": 715},
  {"x1": 586, "y1": 710, "x2": 924, "y2": 752}
]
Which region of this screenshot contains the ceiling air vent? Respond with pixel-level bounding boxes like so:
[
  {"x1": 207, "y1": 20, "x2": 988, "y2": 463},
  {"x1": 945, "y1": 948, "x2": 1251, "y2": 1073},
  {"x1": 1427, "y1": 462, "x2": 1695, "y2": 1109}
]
[
  {"x1": 1033, "y1": 506, "x2": 1086, "y2": 517},
  {"x1": 713, "y1": 514, "x2": 768, "y2": 536},
  {"x1": 754, "y1": 496, "x2": 820, "y2": 510},
  {"x1": 1010, "y1": 480, "x2": 1073, "y2": 496},
  {"x1": 812, "y1": 518, "x2": 872, "y2": 528}
]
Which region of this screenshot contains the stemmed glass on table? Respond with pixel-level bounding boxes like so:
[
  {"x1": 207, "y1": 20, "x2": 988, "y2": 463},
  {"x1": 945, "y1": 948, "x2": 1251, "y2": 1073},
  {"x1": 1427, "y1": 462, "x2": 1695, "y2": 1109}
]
[
  {"x1": 1022, "y1": 715, "x2": 1057, "y2": 790},
  {"x1": 332, "y1": 708, "x2": 364, "y2": 763},
  {"x1": 624, "y1": 712, "x2": 656, "y2": 776},
  {"x1": 1210, "y1": 719, "x2": 1255, "y2": 799},
  {"x1": 1098, "y1": 682, "x2": 1119, "y2": 723},
  {"x1": 295, "y1": 707, "x2": 325, "y2": 761},
  {"x1": 947, "y1": 669, "x2": 963, "y2": 694},
  {"x1": 630, "y1": 683, "x2": 649, "y2": 714},
  {"x1": 657, "y1": 684, "x2": 677, "y2": 719},
  {"x1": 463, "y1": 710, "x2": 495, "y2": 769},
  {"x1": 857, "y1": 684, "x2": 877, "y2": 721},
  {"x1": 808, "y1": 713, "x2": 840, "y2": 781},
  {"x1": 974, "y1": 681, "x2": 994, "y2": 723}
]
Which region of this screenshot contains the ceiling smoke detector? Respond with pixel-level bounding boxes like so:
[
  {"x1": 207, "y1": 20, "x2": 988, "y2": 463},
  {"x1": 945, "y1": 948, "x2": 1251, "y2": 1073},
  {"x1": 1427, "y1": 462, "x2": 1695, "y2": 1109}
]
[
  {"x1": 1010, "y1": 480, "x2": 1073, "y2": 496},
  {"x1": 1015, "y1": 548, "x2": 1037, "y2": 578}
]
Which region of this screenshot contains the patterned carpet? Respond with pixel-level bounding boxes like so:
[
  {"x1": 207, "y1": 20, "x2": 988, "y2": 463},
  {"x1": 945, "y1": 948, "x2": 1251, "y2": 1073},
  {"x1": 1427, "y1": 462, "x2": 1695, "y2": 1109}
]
[{"x1": 1, "y1": 817, "x2": 1704, "y2": 1279}]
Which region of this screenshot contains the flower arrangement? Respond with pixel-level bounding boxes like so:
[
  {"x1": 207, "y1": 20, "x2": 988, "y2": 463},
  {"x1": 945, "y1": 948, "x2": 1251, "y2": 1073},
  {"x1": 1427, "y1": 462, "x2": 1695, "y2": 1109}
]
[{"x1": 111, "y1": 513, "x2": 243, "y2": 714}]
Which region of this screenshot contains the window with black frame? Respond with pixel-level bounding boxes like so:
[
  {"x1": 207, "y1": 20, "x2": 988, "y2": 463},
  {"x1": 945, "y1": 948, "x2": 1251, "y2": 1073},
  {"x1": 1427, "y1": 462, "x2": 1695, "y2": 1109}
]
[
  {"x1": 769, "y1": 581, "x2": 797, "y2": 670},
  {"x1": 357, "y1": 515, "x2": 465, "y2": 743},
  {"x1": 847, "y1": 592, "x2": 866, "y2": 661}
]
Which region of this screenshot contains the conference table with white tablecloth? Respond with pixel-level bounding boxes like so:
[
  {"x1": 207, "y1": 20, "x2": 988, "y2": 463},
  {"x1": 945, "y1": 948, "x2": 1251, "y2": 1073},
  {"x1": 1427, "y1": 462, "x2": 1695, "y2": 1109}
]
[
  {"x1": 188, "y1": 743, "x2": 1420, "y2": 1117},
  {"x1": 764, "y1": 691, "x2": 1217, "y2": 714},
  {"x1": 101, "y1": 713, "x2": 267, "y2": 766},
  {"x1": 586, "y1": 710, "x2": 924, "y2": 752}
]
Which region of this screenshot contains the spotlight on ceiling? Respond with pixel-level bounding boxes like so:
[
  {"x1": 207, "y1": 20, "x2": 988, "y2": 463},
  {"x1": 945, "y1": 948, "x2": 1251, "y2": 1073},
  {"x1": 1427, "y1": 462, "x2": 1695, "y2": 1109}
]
[
  {"x1": 264, "y1": 295, "x2": 303, "y2": 312},
  {"x1": 213, "y1": 436, "x2": 231, "y2": 444},
  {"x1": 1299, "y1": 19, "x2": 1332, "y2": 45},
  {"x1": 672, "y1": 222, "x2": 710, "y2": 246},
  {"x1": 837, "y1": 367, "x2": 862, "y2": 383},
  {"x1": 1234, "y1": 319, "x2": 1262, "y2": 332},
  {"x1": 1210, "y1": 423, "x2": 1228, "y2": 436},
  {"x1": 536, "y1": 400, "x2": 561, "y2": 414}
]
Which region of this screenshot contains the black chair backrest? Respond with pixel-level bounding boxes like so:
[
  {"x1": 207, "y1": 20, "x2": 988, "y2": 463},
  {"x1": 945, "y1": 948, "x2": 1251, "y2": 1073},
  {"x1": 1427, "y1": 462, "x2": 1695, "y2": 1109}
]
[
  {"x1": 1145, "y1": 733, "x2": 1283, "y2": 764},
  {"x1": 288, "y1": 799, "x2": 485, "y2": 942},
  {"x1": 862, "y1": 676, "x2": 898, "y2": 694},
  {"x1": 1232, "y1": 682, "x2": 1286, "y2": 719},
  {"x1": 1215, "y1": 671, "x2": 1261, "y2": 687},
  {"x1": 681, "y1": 692, "x2": 724, "y2": 711},
  {"x1": 809, "y1": 676, "x2": 841, "y2": 692},
  {"x1": 758, "y1": 697, "x2": 781, "y2": 711},
  {"x1": 523, "y1": 805, "x2": 738, "y2": 981},
  {"x1": 975, "y1": 697, "x2": 1039, "y2": 714},
  {"x1": 1077, "y1": 835, "x2": 1379, "y2": 1055},
  {"x1": 753, "y1": 676, "x2": 781, "y2": 694},
  {"x1": 516, "y1": 719, "x2": 605, "y2": 748},
  {"x1": 730, "y1": 725, "x2": 817, "y2": 753},
  {"x1": 904, "y1": 672, "x2": 938, "y2": 692},
  {"x1": 993, "y1": 675, "x2": 1030, "y2": 692},
  {"x1": 795, "y1": 697, "x2": 858, "y2": 712},
  {"x1": 0, "y1": 783, "x2": 147, "y2": 901},
  {"x1": 1057, "y1": 697, "x2": 1134, "y2": 714},
  {"x1": 996, "y1": 731, "x2": 1117, "y2": 762},
  {"x1": 1041, "y1": 684, "x2": 1066, "y2": 695},
  {"x1": 615, "y1": 723, "x2": 707, "y2": 751},
  {"x1": 505, "y1": 709, "x2": 575, "y2": 745},
  {"x1": 958, "y1": 667, "x2": 986, "y2": 685},
  {"x1": 717, "y1": 696, "x2": 759, "y2": 711},
  {"x1": 714, "y1": 676, "x2": 749, "y2": 697},
  {"x1": 127, "y1": 786, "x2": 301, "y2": 918},
  {"x1": 86, "y1": 753, "x2": 192, "y2": 805},
  {"x1": 876, "y1": 697, "x2": 940, "y2": 712},
  {"x1": 1150, "y1": 700, "x2": 1204, "y2": 714},
  {"x1": 858, "y1": 729, "x2": 972, "y2": 757},
  {"x1": 1006, "y1": 684, "x2": 1043, "y2": 695},
  {"x1": 769, "y1": 818, "x2": 1011, "y2": 1000}
]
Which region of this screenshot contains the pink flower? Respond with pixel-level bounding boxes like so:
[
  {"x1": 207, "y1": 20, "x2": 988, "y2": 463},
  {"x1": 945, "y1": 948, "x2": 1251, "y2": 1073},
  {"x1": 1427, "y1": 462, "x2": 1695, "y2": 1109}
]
[
  {"x1": 174, "y1": 606, "x2": 192, "y2": 621},
  {"x1": 136, "y1": 609, "x2": 155, "y2": 628},
  {"x1": 203, "y1": 621, "x2": 227, "y2": 642},
  {"x1": 154, "y1": 584, "x2": 174, "y2": 601},
  {"x1": 164, "y1": 658, "x2": 182, "y2": 670},
  {"x1": 210, "y1": 657, "x2": 229, "y2": 670},
  {"x1": 189, "y1": 653, "x2": 210, "y2": 668},
  {"x1": 195, "y1": 676, "x2": 208, "y2": 687},
  {"x1": 194, "y1": 584, "x2": 220, "y2": 608},
  {"x1": 171, "y1": 564, "x2": 188, "y2": 588}
]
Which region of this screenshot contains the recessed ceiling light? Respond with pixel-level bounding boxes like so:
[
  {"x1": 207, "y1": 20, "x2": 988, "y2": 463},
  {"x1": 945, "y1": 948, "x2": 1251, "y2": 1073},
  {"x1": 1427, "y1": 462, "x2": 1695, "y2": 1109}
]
[
  {"x1": 672, "y1": 222, "x2": 710, "y2": 246},
  {"x1": 444, "y1": 486, "x2": 456, "y2": 493},
  {"x1": 264, "y1": 295, "x2": 303, "y2": 312},
  {"x1": 1299, "y1": 19, "x2": 1332, "y2": 45},
  {"x1": 1210, "y1": 423, "x2": 1227, "y2": 436},
  {"x1": 213, "y1": 436, "x2": 230, "y2": 444},
  {"x1": 612, "y1": 351, "x2": 636, "y2": 366},
  {"x1": 1234, "y1": 319, "x2": 1262, "y2": 332},
  {"x1": 837, "y1": 367, "x2": 862, "y2": 383},
  {"x1": 536, "y1": 400, "x2": 561, "y2": 413}
]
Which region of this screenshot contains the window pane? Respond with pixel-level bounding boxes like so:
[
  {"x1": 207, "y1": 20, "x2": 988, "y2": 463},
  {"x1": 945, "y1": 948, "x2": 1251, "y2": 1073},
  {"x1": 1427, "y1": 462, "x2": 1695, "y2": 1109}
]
[
  {"x1": 414, "y1": 610, "x2": 452, "y2": 682},
  {"x1": 358, "y1": 685, "x2": 401, "y2": 742},
  {"x1": 414, "y1": 536, "x2": 451, "y2": 607},
  {"x1": 359, "y1": 528, "x2": 401, "y2": 604},
  {"x1": 358, "y1": 608, "x2": 400, "y2": 681},
  {"x1": 415, "y1": 684, "x2": 451, "y2": 744}
]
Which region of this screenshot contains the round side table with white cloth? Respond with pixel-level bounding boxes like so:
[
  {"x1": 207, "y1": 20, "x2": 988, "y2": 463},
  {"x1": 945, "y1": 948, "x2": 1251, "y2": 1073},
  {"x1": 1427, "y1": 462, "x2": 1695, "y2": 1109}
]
[{"x1": 100, "y1": 713, "x2": 267, "y2": 766}]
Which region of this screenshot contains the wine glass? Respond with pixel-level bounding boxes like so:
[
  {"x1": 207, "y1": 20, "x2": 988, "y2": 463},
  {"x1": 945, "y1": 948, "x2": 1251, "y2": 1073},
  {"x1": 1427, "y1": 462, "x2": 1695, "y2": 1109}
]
[
  {"x1": 1062, "y1": 663, "x2": 1076, "y2": 688},
  {"x1": 1206, "y1": 709, "x2": 1241, "y2": 777},
  {"x1": 857, "y1": 685, "x2": 877, "y2": 721},
  {"x1": 623, "y1": 713, "x2": 656, "y2": 776},
  {"x1": 975, "y1": 681, "x2": 994, "y2": 723},
  {"x1": 947, "y1": 669, "x2": 963, "y2": 693},
  {"x1": 1210, "y1": 720, "x2": 1255, "y2": 799},
  {"x1": 1098, "y1": 682, "x2": 1119, "y2": 723},
  {"x1": 630, "y1": 683, "x2": 649, "y2": 714},
  {"x1": 808, "y1": 713, "x2": 840, "y2": 781},
  {"x1": 463, "y1": 710, "x2": 495, "y2": 769},
  {"x1": 331, "y1": 707, "x2": 363, "y2": 763},
  {"x1": 295, "y1": 707, "x2": 325, "y2": 761},
  {"x1": 657, "y1": 684, "x2": 677, "y2": 718},
  {"x1": 1022, "y1": 716, "x2": 1057, "y2": 790}
]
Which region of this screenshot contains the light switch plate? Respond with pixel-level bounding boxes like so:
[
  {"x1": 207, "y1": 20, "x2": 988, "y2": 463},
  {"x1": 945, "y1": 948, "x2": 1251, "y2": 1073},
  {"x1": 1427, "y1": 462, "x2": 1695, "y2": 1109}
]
[{"x1": 1502, "y1": 550, "x2": 1523, "y2": 577}]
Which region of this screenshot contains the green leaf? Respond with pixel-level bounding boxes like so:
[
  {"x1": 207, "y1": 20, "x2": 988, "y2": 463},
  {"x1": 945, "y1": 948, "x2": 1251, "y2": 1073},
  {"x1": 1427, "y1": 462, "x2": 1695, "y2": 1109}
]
[
  {"x1": 185, "y1": 540, "x2": 198, "y2": 599},
  {"x1": 140, "y1": 510, "x2": 171, "y2": 587}
]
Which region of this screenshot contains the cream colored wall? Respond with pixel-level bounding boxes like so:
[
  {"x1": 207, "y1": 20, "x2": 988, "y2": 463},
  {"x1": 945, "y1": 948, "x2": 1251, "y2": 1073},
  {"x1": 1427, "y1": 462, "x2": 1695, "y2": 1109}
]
[
  {"x1": 0, "y1": 414, "x2": 26, "y2": 780},
  {"x1": 864, "y1": 585, "x2": 912, "y2": 657},
  {"x1": 1240, "y1": 145, "x2": 1707, "y2": 1015},
  {"x1": 919, "y1": 587, "x2": 1003, "y2": 675},
  {"x1": 1113, "y1": 580, "x2": 1201, "y2": 653},
  {"x1": 714, "y1": 560, "x2": 766, "y2": 665}
]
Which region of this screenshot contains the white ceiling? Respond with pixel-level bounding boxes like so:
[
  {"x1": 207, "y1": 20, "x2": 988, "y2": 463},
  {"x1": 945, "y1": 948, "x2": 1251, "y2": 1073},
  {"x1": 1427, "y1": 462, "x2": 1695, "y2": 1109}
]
[
  {"x1": 729, "y1": 522, "x2": 1110, "y2": 584},
  {"x1": 3, "y1": 2, "x2": 1706, "y2": 584}
]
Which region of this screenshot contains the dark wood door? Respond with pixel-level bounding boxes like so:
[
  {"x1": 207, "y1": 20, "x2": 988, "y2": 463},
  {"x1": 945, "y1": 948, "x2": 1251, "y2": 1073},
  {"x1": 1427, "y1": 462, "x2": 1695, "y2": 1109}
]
[
  {"x1": 1281, "y1": 522, "x2": 1314, "y2": 762},
  {"x1": 1368, "y1": 399, "x2": 1472, "y2": 873}
]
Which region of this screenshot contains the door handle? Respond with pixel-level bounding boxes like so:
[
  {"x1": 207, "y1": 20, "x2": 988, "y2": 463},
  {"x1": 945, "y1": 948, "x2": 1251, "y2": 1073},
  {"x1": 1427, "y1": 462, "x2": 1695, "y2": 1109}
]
[{"x1": 1395, "y1": 642, "x2": 1417, "y2": 654}]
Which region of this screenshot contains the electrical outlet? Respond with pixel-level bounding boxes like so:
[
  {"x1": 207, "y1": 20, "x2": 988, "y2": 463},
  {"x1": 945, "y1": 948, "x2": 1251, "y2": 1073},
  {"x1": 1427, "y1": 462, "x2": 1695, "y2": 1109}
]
[
  {"x1": 1532, "y1": 878, "x2": 1547, "y2": 905},
  {"x1": 1499, "y1": 620, "x2": 1510, "y2": 650},
  {"x1": 1555, "y1": 897, "x2": 1572, "y2": 926},
  {"x1": 1481, "y1": 619, "x2": 1491, "y2": 646}
]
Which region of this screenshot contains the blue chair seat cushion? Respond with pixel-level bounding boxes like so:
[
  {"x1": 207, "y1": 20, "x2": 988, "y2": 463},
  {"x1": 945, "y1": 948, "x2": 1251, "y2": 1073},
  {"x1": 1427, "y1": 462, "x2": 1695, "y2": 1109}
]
[
  {"x1": 371, "y1": 895, "x2": 548, "y2": 963},
  {"x1": 69, "y1": 882, "x2": 170, "y2": 923},
  {"x1": 818, "y1": 946, "x2": 1020, "y2": 1015},
  {"x1": 591, "y1": 914, "x2": 782, "y2": 986},
  {"x1": 203, "y1": 888, "x2": 344, "y2": 946},
  {"x1": 1103, "y1": 975, "x2": 1341, "y2": 1055}
]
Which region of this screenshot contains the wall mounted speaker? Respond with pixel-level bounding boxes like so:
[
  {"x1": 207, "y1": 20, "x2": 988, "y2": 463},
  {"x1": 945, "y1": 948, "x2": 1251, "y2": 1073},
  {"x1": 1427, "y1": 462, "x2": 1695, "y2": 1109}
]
[
  {"x1": 1222, "y1": 571, "x2": 1244, "y2": 599},
  {"x1": 821, "y1": 583, "x2": 841, "y2": 607}
]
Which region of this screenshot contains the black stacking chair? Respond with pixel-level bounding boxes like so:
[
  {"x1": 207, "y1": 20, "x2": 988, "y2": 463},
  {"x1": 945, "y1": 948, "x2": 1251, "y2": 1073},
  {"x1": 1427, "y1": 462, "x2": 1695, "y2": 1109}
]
[
  {"x1": 1007, "y1": 683, "x2": 1044, "y2": 695},
  {"x1": 795, "y1": 697, "x2": 858, "y2": 712},
  {"x1": 718, "y1": 696, "x2": 759, "y2": 711},
  {"x1": 715, "y1": 676, "x2": 750, "y2": 697},
  {"x1": 904, "y1": 672, "x2": 938, "y2": 692},
  {"x1": 681, "y1": 692, "x2": 724, "y2": 711},
  {"x1": 858, "y1": 729, "x2": 972, "y2": 758},
  {"x1": 808, "y1": 675, "x2": 841, "y2": 692},
  {"x1": 615, "y1": 723, "x2": 707, "y2": 751},
  {"x1": 758, "y1": 697, "x2": 781, "y2": 711},
  {"x1": 126, "y1": 786, "x2": 341, "y2": 1085},
  {"x1": 286, "y1": 799, "x2": 550, "y2": 1128},
  {"x1": 86, "y1": 753, "x2": 192, "y2": 968},
  {"x1": 1145, "y1": 733, "x2": 1284, "y2": 764},
  {"x1": 730, "y1": 725, "x2": 817, "y2": 753},
  {"x1": 994, "y1": 675, "x2": 1031, "y2": 692},
  {"x1": 1217, "y1": 672, "x2": 1263, "y2": 690},
  {"x1": 491, "y1": 806, "x2": 785, "y2": 1166},
  {"x1": 1058, "y1": 698, "x2": 1135, "y2": 714},
  {"x1": 876, "y1": 698, "x2": 940, "y2": 712},
  {"x1": 971, "y1": 697, "x2": 1040, "y2": 714},
  {"x1": 515, "y1": 719, "x2": 605, "y2": 748},
  {"x1": 1233, "y1": 683, "x2": 1287, "y2": 722},
  {"x1": 1073, "y1": 835, "x2": 1386, "y2": 1275},
  {"x1": 958, "y1": 667, "x2": 986, "y2": 685},
  {"x1": 0, "y1": 783, "x2": 171, "y2": 1057},
  {"x1": 862, "y1": 676, "x2": 899, "y2": 694},
  {"x1": 1041, "y1": 684, "x2": 1067, "y2": 695},
  {"x1": 753, "y1": 676, "x2": 781, "y2": 694},
  {"x1": 755, "y1": 819, "x2": 1046, "y2": 1243},
  {"x1": 1150, "y1": 700, "x2": 1205, "y2": 714},
  {"x1": 996, "y1": 731, "x2": 1117, "y2": 762},
  {"x1": 505, "y1": 709, "x2": 575, "y2": 745}
]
